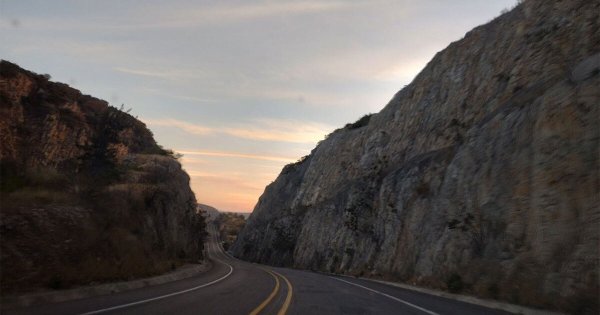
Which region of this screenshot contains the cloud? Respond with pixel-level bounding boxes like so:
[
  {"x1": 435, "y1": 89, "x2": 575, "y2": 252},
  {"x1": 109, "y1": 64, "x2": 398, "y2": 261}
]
[
  {"x1": 114, "y1": 67, "x2": 176, "y2": 79},
  {"x1": 13, "y1": 1, "x2": 358, "y2": 32},
  {"x1": 113, "y1": 66, "x2": 206, "y2": 82},
  {"x1": 190, "y1": 178, "x2": 261, "y2": 212},
  {"x1": 177, "y1": 150, "x2": 296, "y2": 163},
  {"x1": 10, "y1": 39, "x2": 128, "y2": 61},
  {"x1": 141, "y1": 1, "x2": 356, "y2": 28},
  {"x1": 188, "y1": 173, "x2": 263, "y2": 190},
  {"x1": 137, "y1": 87, "x2": 220, "y2": 103},
  {"x1": 193, "y1": 1, "x2": 347, "y2": 21},
  {"x1": 145, "y1": 118, "x2": 333, "y2": 144},
  {"x1": 145, "y1": 118, "x2": 212, "y2": 135},
  {"x1": 224, "y1": 118, "x2": 332, "y2": 143}
]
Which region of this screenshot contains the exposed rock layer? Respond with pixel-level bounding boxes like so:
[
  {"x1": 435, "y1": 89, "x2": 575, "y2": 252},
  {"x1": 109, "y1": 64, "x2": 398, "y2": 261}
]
[
  {"x1": 0, "y1": 61, "x2": 205, "y2": 293},
  {"x1": 232, "y1": 0, "x2": 599, "y2": 312}
]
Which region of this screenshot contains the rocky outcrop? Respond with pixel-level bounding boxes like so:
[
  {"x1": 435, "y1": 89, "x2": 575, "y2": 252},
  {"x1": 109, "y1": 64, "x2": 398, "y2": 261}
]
[
  {"x1": 232, "y1": 0, "x2": 599, "y2": 312},
  {"x1": 0, "y1": 61, "x2": 206, "y2": 293}
]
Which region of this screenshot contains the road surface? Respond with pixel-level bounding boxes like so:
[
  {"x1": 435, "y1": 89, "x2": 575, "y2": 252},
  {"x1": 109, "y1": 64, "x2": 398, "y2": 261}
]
[{"x1": 6, "y1": 224, "x2": 510, "y2": 315}]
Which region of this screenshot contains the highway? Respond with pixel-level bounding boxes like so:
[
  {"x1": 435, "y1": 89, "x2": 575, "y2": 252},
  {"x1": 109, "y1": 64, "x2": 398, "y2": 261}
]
[{"x1": 6, "y1": 224, "x2": 511, "y2": 315}]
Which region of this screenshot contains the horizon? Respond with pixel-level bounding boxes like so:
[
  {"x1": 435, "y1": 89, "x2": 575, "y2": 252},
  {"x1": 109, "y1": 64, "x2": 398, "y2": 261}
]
[{"x1": 0, "y1": 0, "x2": 517, "y2": 212}]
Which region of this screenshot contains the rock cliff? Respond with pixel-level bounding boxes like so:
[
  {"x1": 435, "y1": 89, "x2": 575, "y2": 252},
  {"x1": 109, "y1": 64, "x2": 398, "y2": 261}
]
[
  {"x1": 0, "y1": 61, "x2": 206, "y2": 293},
  {"x1": 232, "y1": 0, "x2": 599, "y2": 312}
]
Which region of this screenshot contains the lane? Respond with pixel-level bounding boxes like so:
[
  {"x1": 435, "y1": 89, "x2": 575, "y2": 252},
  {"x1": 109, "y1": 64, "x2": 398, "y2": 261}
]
[
  {"x1": 270, "y1": 266, "x2": 427, "y2": 315},
  {"x1": 270, "y1": 266, "x2": 511, "y2": 315}
]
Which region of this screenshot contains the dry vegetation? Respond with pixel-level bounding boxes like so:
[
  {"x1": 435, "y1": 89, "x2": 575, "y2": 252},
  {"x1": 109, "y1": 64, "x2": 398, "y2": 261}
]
[
  {"x1": 0, "y1": 61, "x2": 206, "y2": 294},
  {"x1": 214, "y1": 213, "x2": 246, "y2": 251}
]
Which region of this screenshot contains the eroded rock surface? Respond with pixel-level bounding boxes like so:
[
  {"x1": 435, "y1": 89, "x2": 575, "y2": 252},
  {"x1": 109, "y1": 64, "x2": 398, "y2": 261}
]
[
  {"x1": 232, "y1": 0, "x2": 599, "y2": 312},
  {"x1": 0, "y1": 61, "x2": 206, "y2": 293}
]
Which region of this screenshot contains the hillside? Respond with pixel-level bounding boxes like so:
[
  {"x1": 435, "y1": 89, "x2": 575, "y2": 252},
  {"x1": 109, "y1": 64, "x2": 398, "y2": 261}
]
[
  {"x1": 0, "y1": 61, "x2": 206, "y2": 293},
  {"x1": 215, "y1": 212, "x2": 247, "y2": 251},
  {"x1": 231, "y1": 0, "x2": 599, "y2": 313},
  {"x1": 197, "y1": 203, "x2": 220, "y2": 221}
]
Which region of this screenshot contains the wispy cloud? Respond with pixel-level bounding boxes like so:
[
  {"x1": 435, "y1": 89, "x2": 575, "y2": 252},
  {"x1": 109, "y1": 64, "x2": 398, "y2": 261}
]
[
  {"x1": 145, "y1": 119, "x2": 212, "y2": 135},
  {"x1": 145, "y1": 118, "x2": 333, "y2": 144},
  {"x1": 142, "y1": 1, "x2": 356, "y2": 28},
  {"x1": 9, "y1": 39, "x2": 129, "y2": 63},
  {"x1": 224, "y1": 118, "x2": 332, "y2": 143},
  {"x1": 194, "y1": 2, "x2": 347, "y2": 21},
  {"x1": 114, "y1": 67, "x2": 175, "y2": 79},
  {"x1": 177, "y1": 150, "x2": 296, "y2": 163},
  {"x1": 0, "y1": 1, "x2": 357, "y2": 32},
  {"x1": 137, "y1": 87, "x2": 220, "y2": 103},
  {"x1": 113, "y1": 66, "x2": 205, "y2": 81}
]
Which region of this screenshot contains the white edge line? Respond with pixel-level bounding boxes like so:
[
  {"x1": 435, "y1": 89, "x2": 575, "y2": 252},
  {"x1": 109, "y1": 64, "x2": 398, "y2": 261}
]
[
  {"x1": 81, "y1": 231, "x2": 233, "y2": 315},
  {"x1": 330, "y1": 277, "x2": 440, "y2": 315}
]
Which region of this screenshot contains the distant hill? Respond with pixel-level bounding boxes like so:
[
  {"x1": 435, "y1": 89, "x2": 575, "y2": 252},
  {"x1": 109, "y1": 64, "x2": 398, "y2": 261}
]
[
  {"x1": 215, "y1": 212, "x2": 246, "y2": 251},
  {"x1": 197, "y1": 203, "x2": 251, "y2": 221},
  {"x1": 197, "y1": 203, "x2": 220, "y2": 221},
  {"x1": 231, "y1": 212, "x2": 251, "y2": 219},
  {"x1": 0, "y1": 60, "x2": 207, "y2": 294}
]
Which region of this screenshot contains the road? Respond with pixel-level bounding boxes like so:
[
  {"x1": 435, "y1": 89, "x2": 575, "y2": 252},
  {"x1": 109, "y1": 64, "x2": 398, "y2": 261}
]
[{"x1": 6, "y1": 224, "x2": 510, "y2": 315}]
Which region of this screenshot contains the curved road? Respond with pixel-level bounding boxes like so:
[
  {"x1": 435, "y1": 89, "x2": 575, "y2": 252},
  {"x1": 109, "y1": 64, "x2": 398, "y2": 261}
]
[{"x1": 7, "y1": 224, "x2": 510, "y2": 315}]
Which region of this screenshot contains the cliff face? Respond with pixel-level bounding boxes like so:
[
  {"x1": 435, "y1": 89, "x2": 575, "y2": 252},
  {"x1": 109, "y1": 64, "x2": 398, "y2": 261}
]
[
  {"x1": 0, "y1": 61, "x2": 205, "y2": 293},
  {"x1": 232, "y1": 0, "x2": 599, "y2": 312}
]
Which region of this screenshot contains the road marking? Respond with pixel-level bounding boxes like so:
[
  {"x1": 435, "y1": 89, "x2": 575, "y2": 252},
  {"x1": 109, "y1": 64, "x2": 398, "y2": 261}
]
[
  {"x1": 248, "y1": 270, "x2": 280, "y2": 315},
  {"x1": 81, "y1": 231, "x2": 233, "y2": 314},
  {"x1": 272, "y1": 270, "x2": 293, "y2": 315},
  {"x1": 331, "y1": 277, "x2": 439, "y2": 315}
]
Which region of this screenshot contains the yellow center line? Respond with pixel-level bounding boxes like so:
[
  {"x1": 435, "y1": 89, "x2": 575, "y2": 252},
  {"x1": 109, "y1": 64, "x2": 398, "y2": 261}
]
[
  {"x1": 248, "y1": 269, "x2": 280, "y2": 315},
  {"x1": 272, "y1": 270, "x2": 293, "y2": 315}
]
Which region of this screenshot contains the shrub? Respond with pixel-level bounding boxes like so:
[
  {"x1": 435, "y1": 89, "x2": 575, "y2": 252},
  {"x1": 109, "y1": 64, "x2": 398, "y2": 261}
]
[
  {"x1": 47, "y1": 275, "x2": 63, "y2": 290},
  {"x1": 447, "y1": 273, "x2": 464, "y2": 293},
  {"x1": 0, "y1": 161, "x2": 26, "y2": 192},
  {"x1": 488, "y1": 282, "x2": 499, "y2": 298},
  {"x1": 157, "y1": 146, "x2": 183, "y2": 160},
  {"x1": 345, "y1": 114, "x2": 373, "y2": 130}
]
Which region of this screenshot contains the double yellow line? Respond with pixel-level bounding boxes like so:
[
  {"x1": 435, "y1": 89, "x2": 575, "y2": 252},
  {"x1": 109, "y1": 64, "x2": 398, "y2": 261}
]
[{"x1": 249, "y1": 269, "x2": 293, "y2": 315}]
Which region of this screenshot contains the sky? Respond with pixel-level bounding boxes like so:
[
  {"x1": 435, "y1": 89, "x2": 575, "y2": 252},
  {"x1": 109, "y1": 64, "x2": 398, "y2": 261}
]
[{"x1": 0, "y1": 0, "x2": 517, "y2": 212}]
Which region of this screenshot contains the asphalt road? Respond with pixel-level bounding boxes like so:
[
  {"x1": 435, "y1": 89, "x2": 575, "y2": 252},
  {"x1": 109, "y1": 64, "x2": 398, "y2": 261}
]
[{"x1": 6, "y1": 224, "x2": 511, "y2": 315}]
